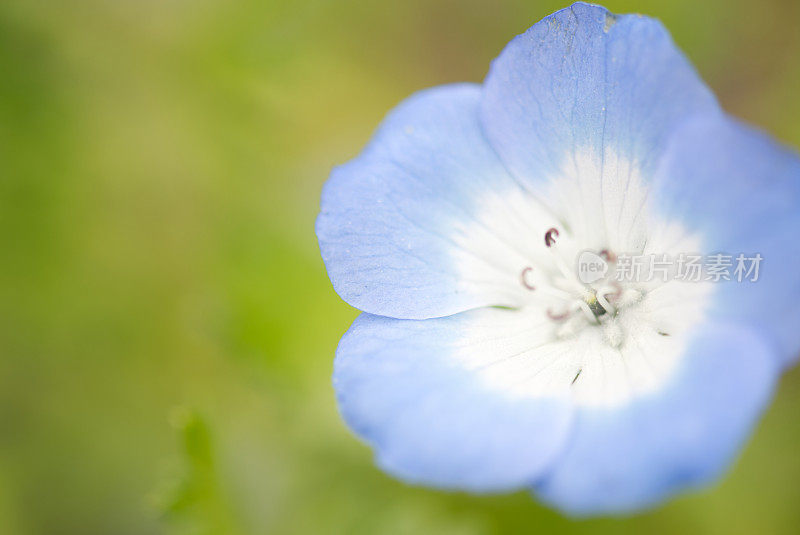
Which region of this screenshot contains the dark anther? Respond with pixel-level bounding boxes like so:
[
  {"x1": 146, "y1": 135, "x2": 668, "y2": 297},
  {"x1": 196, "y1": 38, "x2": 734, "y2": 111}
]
[
  {"x1": 658, "y1": 331, "x2": 670, "y2": 337},
  {"x1": 544, "y1": 227, "x2": 559, "y2": 247},
  {"x1": 520, "y1": 266, "x2": 535, "y2": 291},
  {"x1": 586, "y1": 296, "x2": 608, "y2": 318},
  {"x1": 599, "y1": 249, "x2": 617, "y2": 263}
]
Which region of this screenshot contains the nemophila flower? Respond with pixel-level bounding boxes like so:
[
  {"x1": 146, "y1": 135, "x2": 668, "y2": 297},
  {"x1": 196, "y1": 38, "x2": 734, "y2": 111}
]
[{"x1": 316, "y1": 2, "x2": 800, "y2": 515}]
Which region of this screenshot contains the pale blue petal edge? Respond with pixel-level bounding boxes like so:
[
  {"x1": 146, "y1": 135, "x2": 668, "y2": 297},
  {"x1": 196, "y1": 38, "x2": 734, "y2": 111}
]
[
  {"x1": 651, "y1": 113, "x2": 800, "y2": 367},
  {"x1": 533, "y1": 321, "x2": 778, "y2": 515},
  {"x1": 481, "y1": 1, "x2": 719, "y2": 188},
  {"x1": 317, "y1": 84, "x2": 523, "y2": 320},
  {"x1": 333, "y1": 312, "x2": 574, "y2": 492}
]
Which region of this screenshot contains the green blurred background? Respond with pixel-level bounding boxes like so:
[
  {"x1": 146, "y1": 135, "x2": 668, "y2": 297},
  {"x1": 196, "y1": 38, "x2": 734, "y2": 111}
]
[{"x1": 1, "y1": 1, "x2": 799, "y2": 534}]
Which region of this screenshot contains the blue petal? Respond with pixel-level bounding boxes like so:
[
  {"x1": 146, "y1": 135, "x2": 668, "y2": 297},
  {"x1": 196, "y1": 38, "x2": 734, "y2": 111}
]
[
  {"x1": 533, "y1": 321, "x2": 778, "y2": 515},
  {"x1": 481, "y1": 2, "x2": 718, "y2": 187},
  {"x1": 317, "y1": 84, "x2": 535, "y2": 320},
  {"x1": 334, "y1": 311, "x2": 574, "y2": 492},
  {"x1": 651, "y1": 114, "x2": 800, "y2": 367}
]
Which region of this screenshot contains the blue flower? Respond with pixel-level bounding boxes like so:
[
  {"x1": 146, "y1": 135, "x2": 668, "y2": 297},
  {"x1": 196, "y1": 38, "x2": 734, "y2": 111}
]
[{"x1": 316, "y1": 2, "x2": 800, "y2": 515}]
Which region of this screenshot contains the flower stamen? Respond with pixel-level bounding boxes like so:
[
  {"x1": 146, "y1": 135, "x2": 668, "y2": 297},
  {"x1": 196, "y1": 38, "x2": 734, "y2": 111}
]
[
  {"x1": 547, "y1": 307, "x2": 573, "y2": 321},
  {"x1": 520, "y1": 266, "x2": 536, "y2": 291},
  {"x1": 544, "y1": 227, "x2": 559, "y2": 247},
  {"x1": 599, "y1": 249, "x2": 617, "y2": 263}
]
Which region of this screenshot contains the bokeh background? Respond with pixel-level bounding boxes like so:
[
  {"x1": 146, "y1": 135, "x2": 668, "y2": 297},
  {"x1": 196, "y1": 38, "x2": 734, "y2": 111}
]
[{"x1": 2, "y1": 0, "x2": 799, "y2": 534}]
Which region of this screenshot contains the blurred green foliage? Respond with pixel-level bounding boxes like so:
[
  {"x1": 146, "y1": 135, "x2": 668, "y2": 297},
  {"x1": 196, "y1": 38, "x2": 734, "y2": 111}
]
[
  {"x1": 152, "y1": 409, "x2": 244, "y2": 535},
  {"x1": 1, "y1": 1, "x2": 799, "y2": 534}
]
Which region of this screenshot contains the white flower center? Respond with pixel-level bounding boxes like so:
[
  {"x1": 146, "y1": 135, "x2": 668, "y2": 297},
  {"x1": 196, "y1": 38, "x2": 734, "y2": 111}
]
[
  {"x1": 525, "y1": 231, "x2": 643, "y2": 347},
  {"x1": 450, "y1": 150, "x2": 714, "y2": 408}
]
